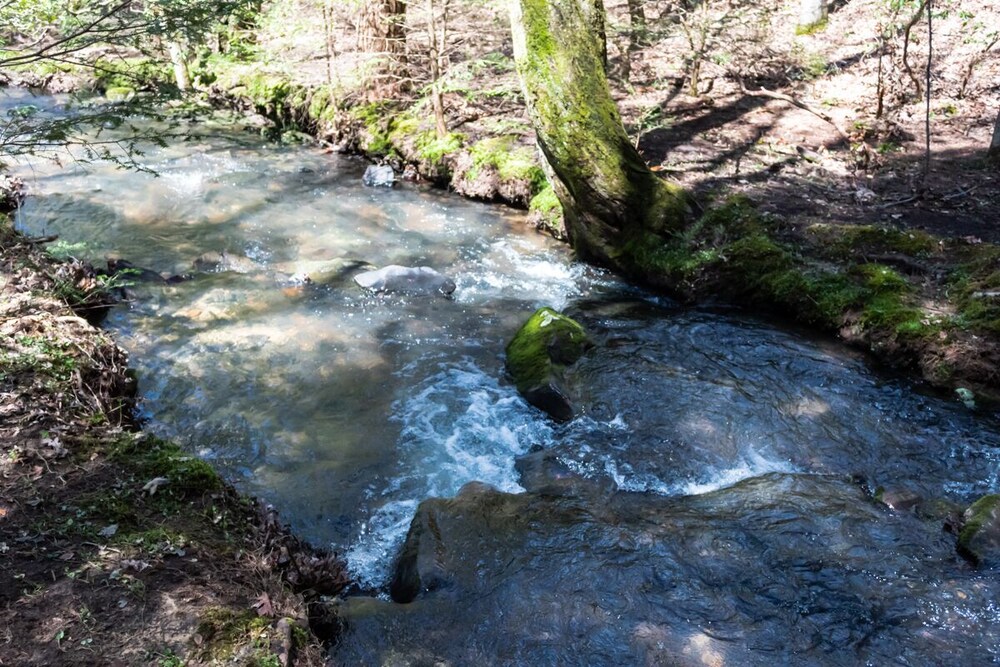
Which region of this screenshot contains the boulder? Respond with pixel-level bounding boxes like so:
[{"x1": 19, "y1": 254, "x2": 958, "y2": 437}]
[
  {"x1": 362, "y1": 165, "x2": 395, "y2": 188},
  {"x1": 957, "y1": 494, "x2": 1000, "y2": 566},
  {"x1": 353, "y1": 265, "x2": 456, "y2": 296},
  {"x1": 335, "y1": 474, "x2": 990, "y2": 665},
  {"x1": 505, "y1": 307, "x2": 591, "y2": 422}
]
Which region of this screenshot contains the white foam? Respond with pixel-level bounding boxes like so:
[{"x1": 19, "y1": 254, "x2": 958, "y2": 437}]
[
  {"x1": 453, "y1": 240, "x2": 588, "y2": 309},
  {"x1": 671, "y1": 450, "x2": 797, "y2": 496},
  {"x1": 346, "y1": 358, "x2": 554, "y2": 586}
]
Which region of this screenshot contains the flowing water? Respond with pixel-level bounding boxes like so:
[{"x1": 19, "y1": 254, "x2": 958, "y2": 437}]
[{"x1": 7, "y1": 90, "x2": 1000, "y2": 664}]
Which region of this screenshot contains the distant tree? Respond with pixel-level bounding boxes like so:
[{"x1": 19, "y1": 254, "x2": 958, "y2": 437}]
[
  {"x1": 797, "y1": 0, "x2": 827, "y2": 33},
  {"x1": 508, "y1": 0, "x2": 693, "y2": 270},
  {"x1": 358, "y1": 0, "x2": 409, "y2": 96},
  {"x1": 425, "y1": 0, "x2": 449, "y2": 137}
]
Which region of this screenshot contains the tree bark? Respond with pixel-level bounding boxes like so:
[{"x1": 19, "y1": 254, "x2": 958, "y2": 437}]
[
  {"x1": 167, "y1": 41, "x2": 190, "y2": 92},
  {"x1": 359, "y1": 0, "x2": 408, "y2": 96},
  {"x1": 426, "y1": 0, "x2": 448, "y2": 138},
  {"x1": 990, "y1": 109, "x2": 1000, "y2": 160},
  {"x1": 797, "y1": 0, "x2": 827, "y2": 32},
  {"x1": 508, "y1": 0, "x2": 691, "y2": 270},
  {"x1": 617, "y1": 0, "x2": 646, "y2": 82}
]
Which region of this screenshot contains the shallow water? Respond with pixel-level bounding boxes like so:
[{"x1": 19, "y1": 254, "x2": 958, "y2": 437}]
[{"x1": 7, "y1": 89, "x2": 1000, "y2": 664}]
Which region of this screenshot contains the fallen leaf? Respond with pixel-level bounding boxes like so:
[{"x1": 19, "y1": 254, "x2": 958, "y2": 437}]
[
  {"x1": 98, "y1": 524, "x2": 118, "y2": 538},
  {"x1": 121, "y1": 559, "x2": 151, "y2": 572},
  {"x1": 141, "y1": 477, "x2": 169, "y2": 495},
  {"x1": 253, "y1": 592, "x2": 274, "y2": 617}
]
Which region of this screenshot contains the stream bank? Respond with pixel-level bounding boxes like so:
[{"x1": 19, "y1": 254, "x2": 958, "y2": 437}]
[{"x1": 0, "y1": 184, "x2": 344, "y2": 665}]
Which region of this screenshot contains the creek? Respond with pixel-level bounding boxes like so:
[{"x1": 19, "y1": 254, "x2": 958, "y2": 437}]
[{"x1": 7, "y1": 89, "x2": 1000, "y2": 664}]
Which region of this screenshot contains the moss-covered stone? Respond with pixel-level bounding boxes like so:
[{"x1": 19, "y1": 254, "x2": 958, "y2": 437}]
[
  {"x1": 505, "y1": 308, "x2": 591, "y2": 421},
  {"x1": 957, "y1": 494, "x2": 1000, "y2": 566}
]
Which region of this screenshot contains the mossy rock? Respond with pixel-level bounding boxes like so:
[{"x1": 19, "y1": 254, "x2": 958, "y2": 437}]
[
  {"x1": 957, "y1": 494, "x2": 1000, "y2": 566},
  {"x1": 505, "y1": 308, "x2": 591, "y2": 422},
  {"x1": 104, "y1": 86, "x2": 135, "y2": 102}
]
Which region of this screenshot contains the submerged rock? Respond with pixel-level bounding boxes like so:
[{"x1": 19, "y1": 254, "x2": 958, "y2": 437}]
[
  {"x1": 306, "y1": 259, "x2": 376, "y2": 287},
  {"x1": 107, "y1": 258, "x2": 189, "y2": 285},
  {"x1": 957, "y1": 494, "x2": 1000, "y2": 566},
  {"x1": 354, "y1": 265, "x2": 456, "y2": 296},
  {"x1": 362, "y1": 165, "x2": 395, "y2": 188},
  {"x1": 505, "y1": 307, "x2": 591, "y2": 421},
  {"x1": 193, "y1": 250, "x2": 259, "y2": 274}
]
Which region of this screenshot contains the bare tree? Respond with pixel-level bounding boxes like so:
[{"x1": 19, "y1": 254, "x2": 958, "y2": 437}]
[
  {"x1": 358, "y1": 0, "x2": 409, "y2": 96},
  {"x1": 426, "y1": 0, "x2": 450, "y2": 137}
]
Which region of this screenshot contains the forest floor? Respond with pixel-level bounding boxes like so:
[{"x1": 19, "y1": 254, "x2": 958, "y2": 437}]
[{"x1": 0, "y1": 185, "x2": 344, "y2": 665}]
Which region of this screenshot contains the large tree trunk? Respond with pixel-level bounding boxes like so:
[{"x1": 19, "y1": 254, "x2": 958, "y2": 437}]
[
  {"x1": 990, "y1": 108, "x2": 1000, "y2": 160},
  {"x1": 359, "y1": 0, "x2": 408, "y2": 96},
  {"x1": 509, "y1": 0, "x2": 691, "y2": 269}
]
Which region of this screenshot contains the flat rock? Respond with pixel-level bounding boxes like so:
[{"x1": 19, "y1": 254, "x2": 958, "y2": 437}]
[{"x1": 354, "y1": 265, "x2": 456, "y2": 296}]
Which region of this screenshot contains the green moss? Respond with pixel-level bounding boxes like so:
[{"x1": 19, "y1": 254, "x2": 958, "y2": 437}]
[
  {"x1": 468, "y1": 136, "x2": 546, "y2": 195},
  {"x1": 417, "y1": 132, "x2": 464, "y2": 165},
  {"x1": 109, "y1": 434, "x2": 221, "y2": 494},
  {"x1": 958, "y1": 494, "x2": 1000, "y2": 564},
  {"x1": 949, "y1": 247, "x2": 1000, "y2": 334},
  {"x1": 795, "y1": 18, "x2": 828, "y2": 35},
  {"x1": 529, "y1": 185, "x2": 563, "y2": 231},
  {"x1": 807, "y1": 224, "x2": 938, "y2": 259},
  {"x1": 620, "y1": 197, "x2": 946, "y2": 338},
  {"x1": 350, "y1": 102, "x2": 401, "y2": 158},
  {"x1": 94, "y1": 58, "x2": 175, "y2": 94},
  {"x1": 195, "y1": 608, "x2": 278, "y2": 663},
  {"x1": 505, "y1": 308, "x2": 590, "y2": 393},
  {"x1": 307, "y1": 85, "x2": 340, "y2": 123}
]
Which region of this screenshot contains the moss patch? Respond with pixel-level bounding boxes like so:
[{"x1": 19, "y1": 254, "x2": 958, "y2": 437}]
[
  {"x1": 529, "y1": 184, "x2": 564, "y2": 235},
  {"x1": 505, "y1": 308, "x2": 591, "y2": 421},
  {"x1": 467, "y1": 136, "x2": 546, "y2": 195},
  {"x1": 958, "y1": 494, "x2": 1000, "y2": 565},
  {"x1": 623, "y1": 197, "x2": 944, "y2": 339}
]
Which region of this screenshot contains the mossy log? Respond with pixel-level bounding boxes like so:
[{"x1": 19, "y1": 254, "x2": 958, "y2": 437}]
[{"x1": 508, "y1": 0, "x2": 693, "y2": 269}]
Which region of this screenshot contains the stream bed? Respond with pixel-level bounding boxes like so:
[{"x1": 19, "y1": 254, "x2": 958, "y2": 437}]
[{"x1": 7, "y1": 90, "x2": 1000, "y2": 664}]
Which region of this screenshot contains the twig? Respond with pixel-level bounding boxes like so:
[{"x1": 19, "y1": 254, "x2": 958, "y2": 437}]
[
  {"x1": 734, "y1": 76, "x2": 850, "y2": 142},
  {"x1": 23, "y1": 235, "x2": 59, "y2": 245},
  {"x1": 943, "y1": 184, "x2": 978, "y2": 201},
  {"x1": 880, "y1": 195, "x2": 920, "y2": 208}
]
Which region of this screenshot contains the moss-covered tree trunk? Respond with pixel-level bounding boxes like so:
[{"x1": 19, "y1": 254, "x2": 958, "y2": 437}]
[{"x1": 508, "y1": 0, "x2": 691, "y2": 270}]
